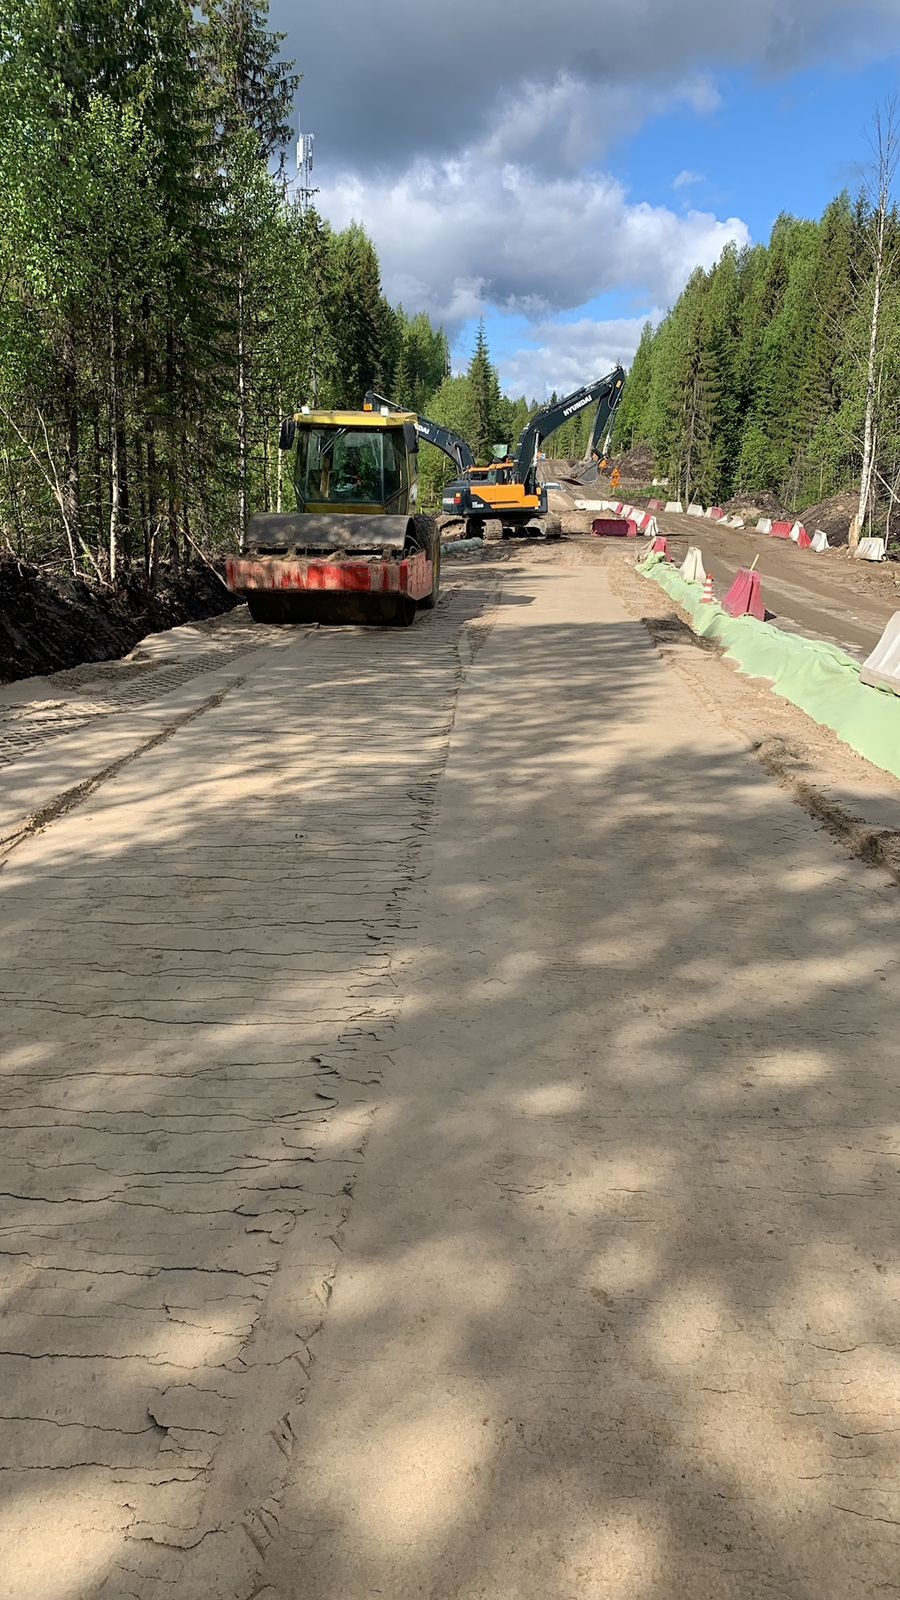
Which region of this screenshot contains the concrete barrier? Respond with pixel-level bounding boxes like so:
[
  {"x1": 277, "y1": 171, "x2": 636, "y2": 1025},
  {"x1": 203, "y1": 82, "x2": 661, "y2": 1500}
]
[
  {"x1": 680, "y1": 546, "x2": 706, "y2": 582},
  {"x1": 652, "y1": 536, "x2": 669, "y2": 557},
  {"x1": 664, "y1": 501, "x2": 684, "y2": 514},
  {"x1": 756, "y1": 518, "x2": 773, "y2": 534},
  {"x1": 723, "y1": 515, "x2": 746, "y2": 528},
  {"x1": 648, "y1": 498, "x2": 664, "y2": 512},
  {"x1": 811, "y1": 530, "x2": 829, "y2": 553},
  {"x1": 771, "y1": 521, "x2": 793, "y2": 539},
  {"x1": 643, "y1": 516, "x2": 659, "y2": 539},
  {"x1": 574, "y1": 500, "x2": 615, "y2": 512},
  {"x1": 860, "y1": 612, "x2": 900, "y2": 695},
  {"x1": 722, "y1": 568, "x2": 765, "y2": 621},
  {"x1": 855, "y1": 537, "x2": 886, "y2": 562},
  {"x1": 687, "y1": 503, "x2": 705, "y2": 518},
  {"x1": 789, "y1": 521, "x2": 806, "y2": 543}
]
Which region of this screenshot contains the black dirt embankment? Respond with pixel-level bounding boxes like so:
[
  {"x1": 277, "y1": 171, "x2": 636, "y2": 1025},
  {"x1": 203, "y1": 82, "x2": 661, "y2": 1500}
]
[{"x1": 0, "y1": 558, "x2": 238, "y2": 684}]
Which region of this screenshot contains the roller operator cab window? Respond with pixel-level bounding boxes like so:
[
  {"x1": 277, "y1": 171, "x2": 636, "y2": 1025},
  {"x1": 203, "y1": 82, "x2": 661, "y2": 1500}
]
[{"x1": 294, "y1": 427, "x2": 405, "y2": 507}]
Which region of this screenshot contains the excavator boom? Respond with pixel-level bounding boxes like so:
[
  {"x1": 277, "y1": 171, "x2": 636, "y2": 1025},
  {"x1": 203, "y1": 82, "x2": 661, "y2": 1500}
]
[
  {"x1": 364, "y1": 391, "x2": 476, "y2": 474},
  {"x1": 441, "y1": 365, "x2": 627, "y2": 536}
]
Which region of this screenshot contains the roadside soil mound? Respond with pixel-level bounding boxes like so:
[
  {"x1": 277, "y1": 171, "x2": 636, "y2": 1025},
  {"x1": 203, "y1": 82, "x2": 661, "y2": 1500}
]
[
  {"x1": 721, "y1": 490, "x2": 789, "y2": 521},
  {"x1": 0, "y1": 558, "x2": 237, "y2": 684},
  {"x1": 798, "y1": 491, "x2": 858, "y2": 547},
  {"x1": 615, "y1": 440, "x2": 655, "y2": 484}
]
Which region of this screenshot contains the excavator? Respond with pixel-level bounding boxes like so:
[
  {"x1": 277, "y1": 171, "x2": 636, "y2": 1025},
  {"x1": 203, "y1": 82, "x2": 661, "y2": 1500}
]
[
  {"x1": 226, "y1": 404, "x2": 441, "y2": 627},
  {"x1": 442, "y1": 366, "x2": 626, "y2": 538},
  {"x1": 363, "y1": 391, "x2": 475, "y2": 476}
]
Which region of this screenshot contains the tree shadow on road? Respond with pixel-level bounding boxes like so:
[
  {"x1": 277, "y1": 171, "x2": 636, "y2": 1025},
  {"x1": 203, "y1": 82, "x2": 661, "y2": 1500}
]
[{"x1": 0, "y1": 563, "x2": 897, "y2": 1599}]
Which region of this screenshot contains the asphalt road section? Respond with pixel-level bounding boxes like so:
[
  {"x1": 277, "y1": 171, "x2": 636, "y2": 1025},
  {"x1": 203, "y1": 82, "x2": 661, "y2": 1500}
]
[{"x1": 2, "y1": 551, "x2": 899, "y2": 1600}]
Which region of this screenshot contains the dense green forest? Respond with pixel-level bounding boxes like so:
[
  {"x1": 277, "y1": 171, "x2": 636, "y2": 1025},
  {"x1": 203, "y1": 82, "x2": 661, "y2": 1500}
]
[
  {"x1": 0, "y1": 0, "x2": 542, "y2": 578},
  {"x1": 614, "y1": 186, "x2": 900, "y2": 530}
]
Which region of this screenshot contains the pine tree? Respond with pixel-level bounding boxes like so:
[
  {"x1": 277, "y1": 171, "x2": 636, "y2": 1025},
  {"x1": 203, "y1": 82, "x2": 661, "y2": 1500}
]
[{"x1": 468, "y1": 319, "x2": 498, "y2": 462}]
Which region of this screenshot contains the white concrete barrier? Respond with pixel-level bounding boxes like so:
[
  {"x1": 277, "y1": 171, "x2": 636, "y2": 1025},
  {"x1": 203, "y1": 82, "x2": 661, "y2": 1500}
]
[
  {"x1": 574, "y1": 500, "x2": 615, "y2": 512},
  {"x1": 643, "y1": 516, "x2": 659, "y2": 539},
  {"x1": 756, "y1": 518, "x2": 773, "y2": 534},
  {"x1": 723, "y1": 515, "x2": 746, "y2": 528},
  {"x1": 861, "y1": 612, "x2": 900, "y2": 694},
  {"x1": 687, "y1": 503, "x2": 705, "y2": 518},
  {"x1": 811, "y1": 530, "x2": 829, "y2": 553},
  {"x1": 664, "y1": 501, "x2": 684, "y2": 514},
  {"x1": 679, "y1": 546, "x2": 706, "y2": 582},
  {"x1": 855, "y1": 537, "x2": 886, "y2": 562}
]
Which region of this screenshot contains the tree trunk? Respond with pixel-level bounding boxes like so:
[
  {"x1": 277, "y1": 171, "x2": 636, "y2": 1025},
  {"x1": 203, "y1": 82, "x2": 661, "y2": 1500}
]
[
  {"x1": 854, "y1": 246, "x2": 882, "y2": 551},
  {"x1": 92, "y1": 407, "x2": 104, "y2": 567},
  {"x1": 237, "y1": 272, "x2": 249, "y2": 543},
  {"x1": 61, "y1": 324, "x2": 82, "y2": 565},
  {"x1": 276, "y1": 392, "x2": 284, "y2": 513},
  {"x1": 165, "y1": 328, "x2": 179, "y2": 573},
  {"x1": 853, "y1": 102, "x2": 898, "y2": 551},
  {"x1": 109, "y1": 313, "x2": 120, "y2": 578},
  {"x1": 111, "y1": 304, "x2": 131, "y2": 569}
]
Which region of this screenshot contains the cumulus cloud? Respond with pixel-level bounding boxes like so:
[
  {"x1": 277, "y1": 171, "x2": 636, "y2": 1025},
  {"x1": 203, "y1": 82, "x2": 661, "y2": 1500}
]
[
  {"x1": 498, "y1": 316, "x2": 658, "y2": 400},
  {"x1": 325, "y1": 152, "x2": 749, "y2": 327},
  {"x1": 274, "y1": 0, "x2": 900, "y2": 174}
]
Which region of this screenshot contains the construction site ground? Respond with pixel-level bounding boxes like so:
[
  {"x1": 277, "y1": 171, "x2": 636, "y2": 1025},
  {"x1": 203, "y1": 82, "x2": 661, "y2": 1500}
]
[
  {"x1": 2, "y1": 538, "x2": 900, "y2": 1600},
  {"x1": 639, "y1": 507, "x2": 900, "y2": 659}
]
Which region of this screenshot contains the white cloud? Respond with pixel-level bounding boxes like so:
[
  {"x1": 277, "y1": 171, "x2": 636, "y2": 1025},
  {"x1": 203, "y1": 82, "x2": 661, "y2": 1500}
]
[
  {"x1": 498, "y1": 315, "x2": 659, "y2": 400},
  {"x1": 325, "y1": 148, "x2": 749, "y2": 329},
  {"x1": 674, "y1": 169, "x2": 705, "y2": 189}
]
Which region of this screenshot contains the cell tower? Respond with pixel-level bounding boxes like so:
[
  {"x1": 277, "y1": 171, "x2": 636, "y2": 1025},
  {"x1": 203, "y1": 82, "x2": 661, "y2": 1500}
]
[{"x1": 297, "y1": 130, "x2": 318, "y2": 214}]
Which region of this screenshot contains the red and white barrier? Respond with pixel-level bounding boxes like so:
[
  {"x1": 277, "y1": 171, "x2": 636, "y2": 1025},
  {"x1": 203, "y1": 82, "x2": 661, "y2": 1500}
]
[
  {"x1": 771, "y1": 521, "x2": 793, "y2": 539},
  {"x1": 709, "y1": 506, "x2": 726, "y2": 520},
  {"x1": 797, "y1": 528, "x2": 812, "y2": 550},
  {"x1": 591, "y1": 518, "x2": 637, "y2": 538},
  {"x1": 855, "y1": 537, "x2": 886, "y2": 562},
  {"x1": 648, "y1": 498, "x2": 664, "y2": 512},
  {"x1": 789, "y1": 521, "x2": 806, "y2": 543},
  {"x1": 861, "y1": 612, "x2": 900, "y2": 694},
  {"x1": 680, "y1": 546, "x2": 706, "y2": 582},
  {"x1": 722, "y1": 568, "x2": 766, "y2": 621}
]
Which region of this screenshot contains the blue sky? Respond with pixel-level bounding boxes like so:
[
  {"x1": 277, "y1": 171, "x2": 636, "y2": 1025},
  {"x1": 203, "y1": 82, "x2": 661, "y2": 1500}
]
[
  {"x1": 273, "y1": 0, "x2": 900, "y2": 397},
  {"x1": 477, "y1": 56, "x2": 900, "y2": 397}
]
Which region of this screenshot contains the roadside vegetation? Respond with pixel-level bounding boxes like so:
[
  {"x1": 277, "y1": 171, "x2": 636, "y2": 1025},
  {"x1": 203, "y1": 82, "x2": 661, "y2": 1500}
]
[
  {"x1": 615, "y1": 109, "x2": 900, "y2": 543},
  {"x1": 0, "y1": 0, "x2": 569, "y2": 583}
]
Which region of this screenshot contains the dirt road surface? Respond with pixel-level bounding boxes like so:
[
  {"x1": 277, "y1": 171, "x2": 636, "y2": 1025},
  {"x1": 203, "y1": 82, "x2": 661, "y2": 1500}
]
[
  {"x1": 2, "y1": 548, "x2": 899, "y2": 1600},
  {"x1": 649, "y1": 510, "x2": 900, "y2": 659}
]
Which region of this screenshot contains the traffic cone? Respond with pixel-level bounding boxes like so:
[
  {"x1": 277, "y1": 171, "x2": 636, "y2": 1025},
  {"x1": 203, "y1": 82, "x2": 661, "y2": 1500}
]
[{"x1": 701, "y1": 574, "x2": 715, "y2": 603}]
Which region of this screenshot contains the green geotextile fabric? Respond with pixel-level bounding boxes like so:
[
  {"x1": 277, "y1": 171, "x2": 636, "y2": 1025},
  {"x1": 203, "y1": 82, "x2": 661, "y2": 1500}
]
[{"x1": 637, "y1": 551, "x2": 900, "y2": 779}]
